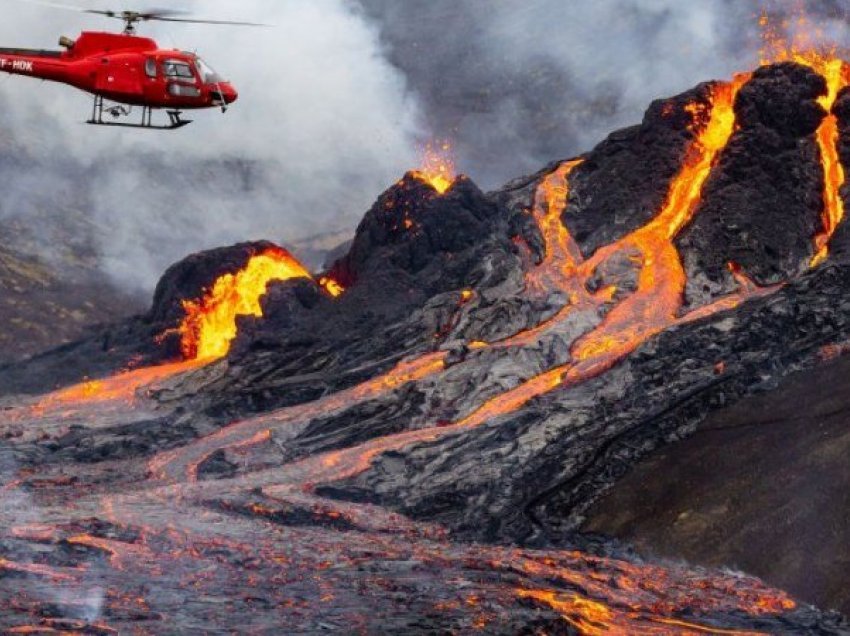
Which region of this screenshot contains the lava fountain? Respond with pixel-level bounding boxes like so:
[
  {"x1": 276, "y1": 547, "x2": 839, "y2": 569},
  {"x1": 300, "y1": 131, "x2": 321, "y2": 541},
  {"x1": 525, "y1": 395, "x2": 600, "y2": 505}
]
[{"x1": 411, "y1": 141, "x2": 457, "y2": 194}]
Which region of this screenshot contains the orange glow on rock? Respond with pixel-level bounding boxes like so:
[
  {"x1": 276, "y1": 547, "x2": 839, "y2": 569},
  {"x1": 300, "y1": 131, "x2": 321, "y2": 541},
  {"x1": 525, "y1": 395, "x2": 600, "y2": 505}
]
[
  {"x1": 319, "y1": 276, "x2": 345, "y2": 298},
  {"x1": 573, "y1": 76, "x2": 748, "y2": 360},
  {"x1": 34, "y1": 359, "x2": 207, "y2": 409},
  {"x1": 759, "y1": 12, "x2": 850, "y2": 265},
  {"x1": 179, "y1": 248, "x2": 312, "y2": 361}
]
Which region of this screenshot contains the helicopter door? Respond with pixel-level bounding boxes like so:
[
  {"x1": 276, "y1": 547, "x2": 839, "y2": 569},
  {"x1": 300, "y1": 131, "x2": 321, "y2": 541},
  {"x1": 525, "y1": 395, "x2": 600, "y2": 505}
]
[{"x1": 95, "y1": 57, "x2": 144, "y2": 98}]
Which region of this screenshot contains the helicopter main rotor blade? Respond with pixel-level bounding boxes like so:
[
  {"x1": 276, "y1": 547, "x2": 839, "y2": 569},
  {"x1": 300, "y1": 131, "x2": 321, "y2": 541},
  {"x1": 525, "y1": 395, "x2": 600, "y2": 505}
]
[
  {"x1": 12, "y1": 0, "x2": 89, "y2": 12},
  {"x1": 9, "y1": 0, "x2": 269, "y2": 27},
  {"x1": 82, "y1": 9, "x2": 190, "y2": 19},
  {"x1": 144, "y1": 16, "x2": 271, "y2": 27},
  {"x1": 12, "y1": 0, "x2": 185, "y2": 17}
]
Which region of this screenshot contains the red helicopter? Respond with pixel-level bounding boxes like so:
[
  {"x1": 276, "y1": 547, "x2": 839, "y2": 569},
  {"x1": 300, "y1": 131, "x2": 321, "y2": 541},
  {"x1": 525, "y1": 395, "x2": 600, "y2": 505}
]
[{"x1": 0, "y1": 3, "x2": 265, "y2": 129}]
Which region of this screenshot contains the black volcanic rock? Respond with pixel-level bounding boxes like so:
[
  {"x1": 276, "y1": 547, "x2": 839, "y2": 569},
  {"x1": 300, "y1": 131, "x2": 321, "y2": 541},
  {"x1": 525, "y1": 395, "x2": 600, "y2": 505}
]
[
  {"x1": 148, "y1": 240, "x2": 288, "y2": 324},
  {"x1": 329, "y1": 174, "x2": 499, "y2": 289},
  {"x1": 0, "y1": 241, "x2": 294, "y2": 396},
  {"x1": 677, "y1": 62, "x2": 827, "y2": 306},
  {"x1": 563, "y1": 83, "x2": 715, "y2": 256},
  {"x1": 582, "y1": 351, "x2": 850, "y2": 618},
  {"x1": 197, "y1": 174, "x2": 522, "y2": 417}
]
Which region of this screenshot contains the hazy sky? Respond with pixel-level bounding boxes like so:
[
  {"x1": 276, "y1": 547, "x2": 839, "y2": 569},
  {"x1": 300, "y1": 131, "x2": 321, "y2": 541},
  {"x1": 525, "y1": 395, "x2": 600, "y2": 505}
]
[{"x1": 0, "y1": 0, "x2": 846, "y2": 291}]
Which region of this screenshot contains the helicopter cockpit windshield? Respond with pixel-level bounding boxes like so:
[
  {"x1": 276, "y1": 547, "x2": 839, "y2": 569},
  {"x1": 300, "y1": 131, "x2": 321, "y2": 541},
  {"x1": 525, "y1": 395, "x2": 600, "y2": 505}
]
[{"x1": 195, "y1": 57, "x2": 223, "y2": 84}]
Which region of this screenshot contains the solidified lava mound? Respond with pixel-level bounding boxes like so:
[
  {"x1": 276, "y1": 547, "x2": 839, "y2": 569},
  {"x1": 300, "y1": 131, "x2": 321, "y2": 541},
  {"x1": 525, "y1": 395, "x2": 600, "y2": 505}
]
[
  {"x1": 6, "y1": 60, "x2": 850, "y2": 632},
  {"x1": 0, "y1": 240, "x2": 314, "y2": 395}
]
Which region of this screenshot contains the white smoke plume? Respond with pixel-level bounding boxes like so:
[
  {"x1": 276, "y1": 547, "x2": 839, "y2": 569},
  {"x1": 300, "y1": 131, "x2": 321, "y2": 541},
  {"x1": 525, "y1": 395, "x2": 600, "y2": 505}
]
[
  {"x1": 361, "y1": 0, "x2": 850, "y2": 187},
  {"x1": 2, "y1": 0, "x2": 850, "y2": 292},
  {"x1": 0, "y1": 0, "x2": 424, "y2": 291}
]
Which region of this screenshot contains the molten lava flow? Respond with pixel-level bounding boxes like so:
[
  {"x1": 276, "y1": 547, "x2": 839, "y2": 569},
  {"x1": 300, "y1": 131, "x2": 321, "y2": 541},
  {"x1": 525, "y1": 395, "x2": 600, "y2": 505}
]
[
  {"x1": 411, "y1": 142, "x2": 456, "y2": 194},
  {"x1": 760, "y1": 13, "x2": 850, "y2": 265},
  {"x1": 526, "y1": 159, "x2": 584, "y2": 293},
  {"x1": 33, "y1": 359, "x2": 207, "y2": 409},
  {"x1": 646, "y1": 78, "x2": 746, "y2": 239},
  {"x1": 571, "y1": 75, "x2": 748, "y2": 363},
  {"x1": 146, "y1": 351, "x2": 448, "y2": 483},
  {"x1": 517, "y1": 590, "x2": 613, "y2": 635},
  {"x1": 518, "y1": 588, "x2": 770, "y2": 635},
  {"x1": 443, "y1": 76, "x2": 756, "y2": 429},
  {"x1": 804, "y1": 57, "x2": 850, "y2": 265},
  {"x1": 179, "y1": 248, "x2": 312, "y2": 361},
  {"x1": 318, "y1": 276, "x2": 345, "y2": 298},
  {"x1": 787, "y1": 54, "x2": 848, "y2": 266}
]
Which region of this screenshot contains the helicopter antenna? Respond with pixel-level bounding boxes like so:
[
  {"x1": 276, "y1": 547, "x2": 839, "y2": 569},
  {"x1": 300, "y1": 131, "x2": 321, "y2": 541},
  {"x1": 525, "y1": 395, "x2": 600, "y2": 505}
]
[{"x1": 12, "y1": 0, "x2": 271, "y2": 35}]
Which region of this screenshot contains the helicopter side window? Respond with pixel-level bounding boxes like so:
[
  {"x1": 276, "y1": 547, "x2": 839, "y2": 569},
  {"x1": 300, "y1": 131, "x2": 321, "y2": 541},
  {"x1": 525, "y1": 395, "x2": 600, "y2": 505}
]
[
  {"x1": 162, "y1": 60, "x2": 196, "y2": 81},
  {"x1": 145, "y1": 58, "x2": 157, "y2": 78}
]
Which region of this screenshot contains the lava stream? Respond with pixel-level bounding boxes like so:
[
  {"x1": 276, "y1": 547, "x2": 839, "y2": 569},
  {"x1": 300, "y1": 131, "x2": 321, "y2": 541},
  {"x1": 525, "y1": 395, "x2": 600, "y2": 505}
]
[
  {"x1": 31, "y1": 359, "x2": 207, "y2": 410},
  {"x1": 147, "y1": 351, "x2": 448, "y2": 483},
  {"x1": 516, "y1": 589, "x2": 767, "y2": 635},
  {"x1": 803, "y1": 57, "x2": 850, "y2": 266},
  {"x1": 760, "y1": 17, "x2": 850, "y2": 264},
  {"x1": 525, "y1": 158, "x2": 585, "y2": 293},
  {"x1": 457, "y1": 75, "x2": 755, "y2": 426}
]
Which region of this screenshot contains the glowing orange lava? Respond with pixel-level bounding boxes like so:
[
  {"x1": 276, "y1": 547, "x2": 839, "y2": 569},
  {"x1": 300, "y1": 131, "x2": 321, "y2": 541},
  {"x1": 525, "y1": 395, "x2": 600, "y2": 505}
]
[
  {"x1": 179, "y1": 248, "x2": 312, "y2": 361},
  {"x1": 412, "y1": 142, "x2": 456, "y2": 194},
  {"x1": 318, "y1": 276, "x2": 345, "y2": 298},
  {"x1": 760, "y1": 12, "x2": 850, "y2": 265},
  {"x1": 519, "y1": 588, "x2": 768, "y2": 636},
  {"x1": 571, "y1": 75, "x2": 748, "y2": 363},
  {"x1": 34, "y1": 359, "x2": 207, "y2": 409},
  {"x1": 526, "y1": 159, "x2": 584, "y2": 292}
]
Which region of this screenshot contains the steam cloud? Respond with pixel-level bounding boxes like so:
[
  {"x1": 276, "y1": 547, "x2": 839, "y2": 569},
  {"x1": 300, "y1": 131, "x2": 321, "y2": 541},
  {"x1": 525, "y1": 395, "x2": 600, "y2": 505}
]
[
  {"x1": 1, "y1": 0, "x2": 849, "y2": 292},
  {"x1": 0, "y1": 0, "x2": 423, "y2": 291}
]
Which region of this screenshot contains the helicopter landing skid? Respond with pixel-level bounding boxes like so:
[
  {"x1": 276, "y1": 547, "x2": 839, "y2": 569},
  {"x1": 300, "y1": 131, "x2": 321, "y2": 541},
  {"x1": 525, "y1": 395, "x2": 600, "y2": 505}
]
[{"x1": 86, "y1": 96, "x2": 192, "y2": 130}]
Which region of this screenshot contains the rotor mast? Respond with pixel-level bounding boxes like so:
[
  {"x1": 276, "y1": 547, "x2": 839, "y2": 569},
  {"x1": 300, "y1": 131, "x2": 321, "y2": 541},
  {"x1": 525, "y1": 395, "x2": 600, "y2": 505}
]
[{"x1": 118, "y1": 11, "x2": 145, "y2": 35}]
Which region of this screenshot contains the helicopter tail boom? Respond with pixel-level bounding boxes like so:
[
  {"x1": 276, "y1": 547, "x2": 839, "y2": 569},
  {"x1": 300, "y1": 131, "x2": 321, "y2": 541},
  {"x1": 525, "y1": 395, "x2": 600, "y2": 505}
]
[{"x1": 0, "y1": 50, "x2": 70, "y2": 83}]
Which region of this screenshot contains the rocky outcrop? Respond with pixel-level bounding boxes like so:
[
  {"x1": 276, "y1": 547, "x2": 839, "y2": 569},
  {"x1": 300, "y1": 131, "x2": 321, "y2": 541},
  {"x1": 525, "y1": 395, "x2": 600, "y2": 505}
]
[{"x1": 678, "y1": 63, "x2": 827, "y2": 305}]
